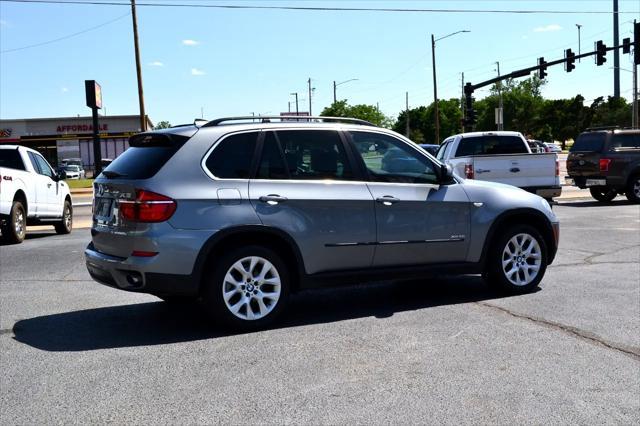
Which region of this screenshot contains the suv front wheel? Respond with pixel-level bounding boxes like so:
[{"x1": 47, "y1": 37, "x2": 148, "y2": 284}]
[
  {"x1": 485, "y1": 225, "x2": 548, "y2": 294},
  {"x1": 203, "y1": 245, "x2": 290, "y2": 330}
]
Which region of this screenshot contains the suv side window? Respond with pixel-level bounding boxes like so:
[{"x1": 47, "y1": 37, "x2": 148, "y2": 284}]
[
  {"x1": 33, "y1": 153, "x2": 54, "y2": 178},
  {"x1": 350, "y1": 131, "x2": 439, "y2": 184},
  {"x1": 205, "y1": 132, "x2": 258, "y2": 179},
  {"x1": 261, "y1": 130, "x2": 352, "y2": 180},
  {"x1": 610, "y1": 133, "x2": 640, "y2": 149}
]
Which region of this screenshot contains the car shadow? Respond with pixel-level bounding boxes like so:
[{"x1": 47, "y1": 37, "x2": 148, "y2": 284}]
[
  {"x1": 559, "y1": 199, "x2": 633, "y2": 207},
  {"x1": 0, "y1": 231, "x2": 56, "y2": 246},
  {"x1": 11, "y1": 276, "x2": 529, "y2": 352}
]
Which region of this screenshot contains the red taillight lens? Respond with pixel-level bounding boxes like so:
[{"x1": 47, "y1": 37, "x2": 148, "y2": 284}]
[
  {"x1": 120, "y1": 189, "x2": 177, "y2": 223},
  {"x1": 555, "y1": 159, "x2": 560, "y2": 177},
  {"x1": 464, "y1": 163, "x2": 474, "y2": 179},
  {"x1": 599, "y1": 158, "x2": 611, "y2": 173},
  {"x1": 131, "y1": 250, "x2": 159, "y2": 257}
]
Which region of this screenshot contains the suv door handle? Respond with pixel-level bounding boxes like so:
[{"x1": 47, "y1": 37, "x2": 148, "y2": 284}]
[
  {"x1": 509, "y1": 167, "x2": 521, "y2": 173},
  {"x1": 47, "y1": 183, "x2": 52, "y2": 187},
  {"x1": 476, "y1": 169, "x2": 490, "y2": 174},
  {"x1": 376, "y1": 196, "x2": 400, "y2": 206},
  {"x1": 259, "y1": 195, "x2": 288, "y2": 205}
]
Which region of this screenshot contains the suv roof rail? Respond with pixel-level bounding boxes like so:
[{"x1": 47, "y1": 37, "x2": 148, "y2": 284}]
[
  {"x1": 201, "y1": 115, "x2": 376, "y2": 128},
  {"x1": 585, "y1": 125, "x2": 620, "y2": 131}
]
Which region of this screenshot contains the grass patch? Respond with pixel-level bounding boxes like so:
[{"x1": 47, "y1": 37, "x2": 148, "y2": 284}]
[{"x1": 65, "y1": 178, "x2": 94, "y2": 189}]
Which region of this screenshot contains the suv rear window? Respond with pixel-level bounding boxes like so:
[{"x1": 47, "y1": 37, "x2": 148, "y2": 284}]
[
  {"x1": 0, "y1": 149, "x2": 26, "y2": 171},
  {"x1": 455, "y1": 135, "x2": 527, "y2": 157},
  {"x1": 103, "y1": 132, "x2": 191, "y2": 179},
  {"x1": 571, "y1": 133, "x2": 606, "y2": 152}
]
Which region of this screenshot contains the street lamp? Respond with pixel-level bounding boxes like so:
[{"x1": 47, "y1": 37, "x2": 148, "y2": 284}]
[
  {"x1": 431, "y1": 30, "x2": 470, "y2": 144},
  {"x1": 333, "y1": 78, "x2": 359, "y2": 103}
]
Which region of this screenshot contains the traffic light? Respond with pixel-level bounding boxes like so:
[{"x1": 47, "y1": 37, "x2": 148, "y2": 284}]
[
  {"x1": 635, "y1": 21, "x2": 639, "y2": 65},
  {"x1": 465, "y1": 108, "x2": 477, "y2": 125},
  {"x1": 564, "y1": 49, "x2": 576, "y2": 72},
  {"x1": 538, "y1": 57, "x2": 548, "y2": 79},
  {"x1": 622, "y1": 37, "x2": 631, "y2": 54},
  {"x1": 595, "y1": 40, "x2": 607, "y2": 66}
]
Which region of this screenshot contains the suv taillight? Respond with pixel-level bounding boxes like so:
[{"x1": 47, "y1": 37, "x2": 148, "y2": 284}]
[
  {"x1": 119, "y1": 189, "x2": 177, "y2": 223},
  {"x1": 555, "y1": 159, "x2": 559, "y2": 177},
  {"x1": 599, "y1": 158, "x2": 612, "y2": 173},
  {"x1": 464, "y1": 163, "x2": 474, "y2": 179}
]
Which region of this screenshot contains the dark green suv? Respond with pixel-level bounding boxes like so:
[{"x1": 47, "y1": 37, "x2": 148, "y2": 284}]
[{"x1": 566, "y1": 129, "x2": 640, "y2": 203}]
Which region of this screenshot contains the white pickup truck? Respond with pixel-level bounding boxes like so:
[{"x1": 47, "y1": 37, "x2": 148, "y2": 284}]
[
  {"x1": 0, "y1": 145, "x2": 73, "y2": 243},
  {"x1": 435, "y1": 131, "x2": 562, "y2": 200}
]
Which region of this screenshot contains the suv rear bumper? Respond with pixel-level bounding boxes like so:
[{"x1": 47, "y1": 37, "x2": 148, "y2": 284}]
[
  {"x1": 565, "y1": 175, "x2": 625, "y2": 190},
  {"x1": 85, "y1": 242, "x2": 198, "y2": 297}
]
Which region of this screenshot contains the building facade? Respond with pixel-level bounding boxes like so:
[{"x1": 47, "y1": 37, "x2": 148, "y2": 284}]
[{"x1": 0, "y1": 115, "x2": 153, "y2": 172}]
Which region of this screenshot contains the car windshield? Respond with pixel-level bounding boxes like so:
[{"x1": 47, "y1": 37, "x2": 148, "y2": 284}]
[{"x1": 64, "y1": 165, "x2": 80, "y2": 171}]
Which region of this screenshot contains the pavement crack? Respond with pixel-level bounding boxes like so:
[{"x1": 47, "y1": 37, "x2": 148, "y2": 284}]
[{"x1": 476, "y1": 302, "x2": 640, "y2": 361}]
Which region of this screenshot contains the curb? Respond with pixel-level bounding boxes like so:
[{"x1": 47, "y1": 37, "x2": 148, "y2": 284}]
[{"x1": 71, "y1": 188, "x2": 93, "y2": 195}]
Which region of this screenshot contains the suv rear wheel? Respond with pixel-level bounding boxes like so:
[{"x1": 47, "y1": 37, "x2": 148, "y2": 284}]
[
  {"x1": 203, "y1": 245, "x2": 290, "y2": 330},
  {"x1": 485, "y1": 224, "x2": 548, "y2": 294},
  {"x1": 589, "y1": 187, "x2": 617, "y2": 203},
  {"x1": 625, "y1": 174, "x2": 640, "y2": 203}
]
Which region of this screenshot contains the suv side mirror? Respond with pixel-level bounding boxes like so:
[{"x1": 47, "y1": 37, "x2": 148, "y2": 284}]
[{"x1": 440, "y1": 163, "x2": 454, "y2": 182}]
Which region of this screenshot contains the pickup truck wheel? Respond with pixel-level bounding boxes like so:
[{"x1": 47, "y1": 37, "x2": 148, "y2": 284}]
[
  {"x1": 203, "y1": 245, "x2": 290, "y2": 330},
  {"x1": 625, "y1": 175, "x2": 640, "y2": 203},
  {"x1": 1, "y1": 201, "x2": 26, "y2": 244},
  {"x1": 54, "y1": 200, "x2": 73, "y2": 234},
  {"x1": 485, "y1": 225, "x2": 547, "y2": 294},
  {"x1": 589, "y1": 187, "x2": 617, "y2": 203}
]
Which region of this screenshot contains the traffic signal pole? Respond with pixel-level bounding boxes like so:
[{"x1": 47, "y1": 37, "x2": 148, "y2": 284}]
[{"x1": 463, "y1": 39, "x2": 637, "y2": 132}]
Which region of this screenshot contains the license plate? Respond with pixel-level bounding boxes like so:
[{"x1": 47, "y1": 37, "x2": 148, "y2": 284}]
[{"x1": 586, "y1": 179, "x2": 606, "y2": 187}]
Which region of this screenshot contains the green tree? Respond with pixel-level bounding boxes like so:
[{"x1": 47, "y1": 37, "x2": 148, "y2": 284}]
[
  {"x1": 393, "y1": 99, "x2": 462, "y2": 144},
  {"x1": 154, "y1": 120, "x2": 171, "y2": 129},
  {"x1": 321, "y1": 100, "x2": 393, "y2": 128}
]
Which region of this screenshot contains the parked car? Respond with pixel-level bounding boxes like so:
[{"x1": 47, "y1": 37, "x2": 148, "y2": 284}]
[
  {"x1": 0, "y1": 145, "x2": 73, "y2": 243},
  {"x1": 435, "y1": 131, "x2": 562, "y2": 201},
  {"x1": 527, "y1": 139, "x2": 546, "y2": 153},
  {"x1": 62, "y1": 164, "x2": 85, "y2": 179},
  {"x1": 85, "y1": 117, "x2": 559, "y2": 329},
  {"x1": 543, "y1": 142, "x2": 562, "y2": 153},
  {"x1": 565, "y1": 129, "x2": 640, "y2": 203},
  {"x1": 419, "y1": 144, "x2": 439, "y2": 156}
]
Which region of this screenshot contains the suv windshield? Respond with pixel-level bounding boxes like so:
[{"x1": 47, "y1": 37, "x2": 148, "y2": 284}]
[{"x1": 571, "y1": 133, "x2": 606, "y2": 152}]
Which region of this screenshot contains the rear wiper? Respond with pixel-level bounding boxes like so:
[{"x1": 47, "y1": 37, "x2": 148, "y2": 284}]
[{"x1": 101, "y1": 170, "x2": 127, "y2": 179}]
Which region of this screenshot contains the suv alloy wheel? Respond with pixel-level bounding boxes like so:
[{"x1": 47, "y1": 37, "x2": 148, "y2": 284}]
[
  {"x1": 486, "y1": 224, "x2": 548, "y2": 293},
  {"x1": 203, "y1": 245, "x2": 290, "y2": 329},
  {"x1": 626, "y1": 175, "x2": 640, "y2": 203}
]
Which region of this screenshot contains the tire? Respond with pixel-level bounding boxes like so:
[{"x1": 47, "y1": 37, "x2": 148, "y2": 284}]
[
  {"x1": 202, "y1": 245, "x2": 290, "y2": 330},
  {"x1": 485, "y1": 224, "x2": 548, "y2": 294},
  {"x1": 1, "y1": 201, "x2": 26, "y2": 244},
  {"x1": 625, "y1": 175, "x2": 640, "y2": 203},
  {"x1": 589, "y1": 187, "x2": 617, "y2": 203},
  {"x1": 54, "y1": 200, "x2": 73, "y2": 234}
]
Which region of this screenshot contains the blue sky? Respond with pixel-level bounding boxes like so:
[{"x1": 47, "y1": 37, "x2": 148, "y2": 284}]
[{"x1": 1, "y1": 0, "x2": 639, "y2": 125}]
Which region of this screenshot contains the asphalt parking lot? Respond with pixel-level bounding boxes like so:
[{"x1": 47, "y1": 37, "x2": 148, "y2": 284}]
[{"x1": 0, "y1": 200, "x2": 638, "y2": 424}]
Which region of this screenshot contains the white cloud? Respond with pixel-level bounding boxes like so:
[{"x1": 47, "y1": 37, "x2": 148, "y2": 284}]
[
  {"x1": 182, "y1": 39, "x2": 199, "y2": 46},
  {"x1": 534, "y1": 24, "x2": 562, "y2": 33},
  {"x1": 191, "y1": 68, "x2": 206, "y2": 76},
  {"x1": 149, "y1": 61, "x2": 164, "y2": 67},
  {"x1": 61, "y1": 87, "x2": 69, "y2": 93}
]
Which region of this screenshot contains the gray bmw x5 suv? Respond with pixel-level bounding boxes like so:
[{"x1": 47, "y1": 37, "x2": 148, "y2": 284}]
[{"x1": 85, "y1": 116, "x2": 559, "y2": 329}]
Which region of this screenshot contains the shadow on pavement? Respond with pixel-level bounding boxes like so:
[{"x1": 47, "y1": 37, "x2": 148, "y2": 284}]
[
  {"x1": 12, "y1": 276, "x2": 522, "y2": 352},
  {"x1": 0, "y1": 231, "x2": 56, "y2": 246},
  {"x1": 559, "y1": 199, "x2": 633, "y2": 208}
]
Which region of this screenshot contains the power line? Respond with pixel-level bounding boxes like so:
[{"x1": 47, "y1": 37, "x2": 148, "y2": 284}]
[
  {"x1": 0, "y1": 12, "x2": 130, "y2": 53},
  {"x1": 1, "y1": 0, "x2": 638, "y2": 14}
]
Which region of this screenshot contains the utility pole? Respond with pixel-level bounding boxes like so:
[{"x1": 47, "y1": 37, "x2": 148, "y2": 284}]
[
  {"x1": 130, "y1": 0, "x2": 146, "y2": 132},
  {"x1": 405, "y1": 92, "x2": 410, "y2": 138},
  {"x1": 290, "y1": 92, "x2": 299, "y2": 120},
  {"x1": 496, "y1": 61, "x2": 504, "y2": 130},
  {"x1": 333, "y1": 81, "x2": 337, "y2": 104},
  {"x1": 461, "y1": 72, "x2": 465, "y2": 132},
  {"x1": 431, "y1": 34, "x2": 440, "y2": 145},
  {"x1": 613, "y1": 0, "x2": 620, "y2": 98},
  {"x1": 634, "y1": 21, "x2": 638, "y2": 128},
  {"x1": 576, "y1": 24, "x2": 582, "y2": 62},
  {"x1": 308, "y1": 78, "x2": 313, "y2": 116}
]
